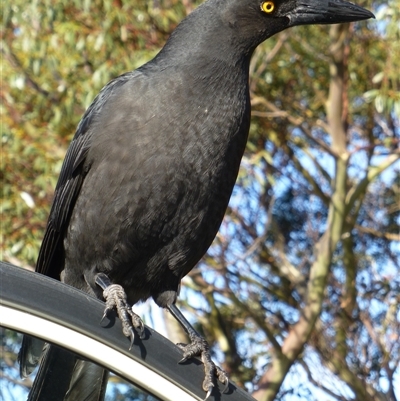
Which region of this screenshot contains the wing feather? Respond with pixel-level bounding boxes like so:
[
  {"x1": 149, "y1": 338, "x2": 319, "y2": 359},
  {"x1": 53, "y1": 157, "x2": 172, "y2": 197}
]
[{"x1": 36, "y1": 73, "x2": 134, "y2": 278}]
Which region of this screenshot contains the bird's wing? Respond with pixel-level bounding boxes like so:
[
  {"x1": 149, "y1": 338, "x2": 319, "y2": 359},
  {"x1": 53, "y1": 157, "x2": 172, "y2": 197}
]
[{"x1": 36, "y1": 73, "x2": 133, "y2": 278}]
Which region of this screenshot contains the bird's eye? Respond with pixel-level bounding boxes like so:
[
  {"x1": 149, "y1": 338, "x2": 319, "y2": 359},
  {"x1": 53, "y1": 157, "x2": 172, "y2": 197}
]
[{"x1": 261, "y1": 1, "x2": 275, "y2": 13}]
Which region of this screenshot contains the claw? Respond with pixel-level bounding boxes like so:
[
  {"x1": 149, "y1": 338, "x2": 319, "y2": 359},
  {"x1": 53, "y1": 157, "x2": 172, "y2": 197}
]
[
  {"x1": 138, "y1": 322, "x2": 145, "y2": 339},
  {"x1": 100, "y1": 309, "x2": 109, "y2": 324},
  {"x1": 167, "y1": 304, "x2": 228, "y2": 398},
  {"x1": 204, "y1": 388, "x2": 212, "y2": 401},
  {"x1": 222, "y1": 380, "x2": 229, "y2": 393},
  {"x1": 100, "y1": 314, "x2": 106, "y2": 324},
  {"x1": 99, "y1": 279, "x2": 145, "y2": 352},
  {"x1": 128, "y1": 328, "x2": 135, "y2": 350},
  {"x1": 130, "y1": 307, "x2": 145, "y2": 339},
  {"x1": 215, "y1": 366, "x2": 229, "y2": 393}
]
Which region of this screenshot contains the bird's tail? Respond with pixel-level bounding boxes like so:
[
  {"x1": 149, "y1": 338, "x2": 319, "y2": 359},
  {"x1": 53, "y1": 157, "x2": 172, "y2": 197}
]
[
  {"x1": 19, "y1": 335, "x2": 45, "y2": 378},
  {"x1": 19, "y1": 336, "x2": 108, "y2": 401},
  {"x1": 64, "y1": 359, "x2": 109, "y2": 401}
]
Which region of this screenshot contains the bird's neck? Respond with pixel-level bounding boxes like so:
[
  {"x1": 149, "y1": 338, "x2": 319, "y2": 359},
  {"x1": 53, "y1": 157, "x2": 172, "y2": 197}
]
[{"x1": 152, "y1": 5, "x2": 256, "y2": 72}]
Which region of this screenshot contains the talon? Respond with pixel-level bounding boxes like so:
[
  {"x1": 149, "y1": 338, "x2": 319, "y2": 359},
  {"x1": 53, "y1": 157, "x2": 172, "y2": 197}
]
[
  {"x1": 216, "y1": 366, "x2": 229, "y2": 392},
  {"x1": 175, "y1": 333, "x2": 228, "y2": 398},
  {"x1": 138, "y1": 321, "x2": 145, "y2": 339},
  {"x1": 97, "y1": 276, "x2": 145, "y2": 351},
  {"x1": 100, "y1": 308, "x2": 110, "y2": 324},
  {"x1": 128, "y1": 328, "x2": 135, "y2": 350},
  {"x1": 204, "y1": 388, "x2": 212, "y2": 401},
  {"x1": 100, "y1": 313, "x2": 107, "y2": 324}
]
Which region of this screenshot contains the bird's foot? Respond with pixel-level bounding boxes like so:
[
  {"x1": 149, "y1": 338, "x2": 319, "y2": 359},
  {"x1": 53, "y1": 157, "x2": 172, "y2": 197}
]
[
  {"x1": 95, "y1": 273, "x2": 144, "y2": 348},
  {"x1": 176, "y1": 334, "x2": 229, "y2": 400}
]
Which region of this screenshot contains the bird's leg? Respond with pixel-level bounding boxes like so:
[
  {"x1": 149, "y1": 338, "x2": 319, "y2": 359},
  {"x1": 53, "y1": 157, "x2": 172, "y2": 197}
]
[
  {"x1": 167, "y1": 304, "x2": 229, "y2": 400},
  {"x1": 95, "y1": 273, "x2": 145, "y2": 348}
]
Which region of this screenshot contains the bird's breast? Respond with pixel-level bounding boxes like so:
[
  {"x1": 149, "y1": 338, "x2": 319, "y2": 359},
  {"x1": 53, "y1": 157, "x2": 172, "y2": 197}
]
[{"x1": 67, "y1": 67, "x2": 250, "y2": 277}]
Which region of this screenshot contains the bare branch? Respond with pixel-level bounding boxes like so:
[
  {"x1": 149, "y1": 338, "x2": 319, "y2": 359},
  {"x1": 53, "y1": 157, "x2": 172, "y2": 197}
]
[
  {"x1": 251, "y1": 96, "x2": 336, "y2": 156},
  {"x1": 355, "y1": 224, "x2": 400, "y2": 241},
  {"x1": 299, "y1": 360, "x2": 348, "y2": 401},
  {"x1": 0, "y1": 41, "x2": 54, "y2": 100},
  {"x1": 345, "y1": 153, "x2": 400, "y2": 217}
]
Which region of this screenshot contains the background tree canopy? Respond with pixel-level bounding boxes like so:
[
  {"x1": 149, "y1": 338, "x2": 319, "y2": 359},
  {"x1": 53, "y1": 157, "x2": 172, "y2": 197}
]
[{"x1": 1, "y1": 0, "x2": 399, "y2": 400}]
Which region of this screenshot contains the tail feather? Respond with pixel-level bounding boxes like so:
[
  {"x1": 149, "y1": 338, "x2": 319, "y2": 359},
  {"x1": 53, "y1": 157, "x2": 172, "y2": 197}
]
[
  {"x1": 19, "y1": 340, "x2": 108, "y2": 401},
  {"x1": 19, "y1": 335, "x2": 45, "y2": 378},
  {"x1": 65, "y1": 360, "x2": 109, "y2": 401},
  {"x1": 26, "y1": 343, "x2": 77, "y2": 401}
]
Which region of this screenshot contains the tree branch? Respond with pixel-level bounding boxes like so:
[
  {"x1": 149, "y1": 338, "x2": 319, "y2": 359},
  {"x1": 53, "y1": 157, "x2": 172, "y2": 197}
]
[
  {"x1": 251, "y1": 96, "x2": 336, "y2": 156},
  {"x1": 290, "y1": 151, "x2": 331, "y2": 205},
  {"x1": 355, "y1": 224, "x2": 400, "y2": 241},
  {"x1": 1, "y1": 41, "x2": 54, "y2": 100},
  {"x1": 299, "y1": 360, "x2": 348, "y2": 401},
  {"x1": 345, "y1": 153, "x2": 400, "y2": 217}
]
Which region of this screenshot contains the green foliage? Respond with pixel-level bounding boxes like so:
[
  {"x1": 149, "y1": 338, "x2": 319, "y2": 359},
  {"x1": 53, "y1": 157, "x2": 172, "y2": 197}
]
[{"x1": 363, "y1": 0, "x2": 400, "y2": 117}]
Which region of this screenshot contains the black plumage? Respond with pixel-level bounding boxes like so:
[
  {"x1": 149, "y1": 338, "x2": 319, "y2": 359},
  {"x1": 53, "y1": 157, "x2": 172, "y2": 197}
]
[{"x1": 19, "y1": 0, "x2": 373, "y2": 399}]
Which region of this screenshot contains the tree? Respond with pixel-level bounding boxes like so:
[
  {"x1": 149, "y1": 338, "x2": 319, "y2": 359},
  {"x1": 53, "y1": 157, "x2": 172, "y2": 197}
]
[{"x1": 2, "y1": 0, "x2": 399, "y2": 400}]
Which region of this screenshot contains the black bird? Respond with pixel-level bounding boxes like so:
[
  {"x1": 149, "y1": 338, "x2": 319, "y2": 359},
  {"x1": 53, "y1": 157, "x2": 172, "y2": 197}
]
[{"x1": 19, "y1": 0, "x2": 374, "y2": 399}]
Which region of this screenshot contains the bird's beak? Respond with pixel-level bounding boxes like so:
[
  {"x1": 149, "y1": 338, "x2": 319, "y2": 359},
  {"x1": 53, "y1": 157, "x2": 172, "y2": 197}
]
[{"x1": 288, "y1": 0, "x2": 375, "y2": 26}]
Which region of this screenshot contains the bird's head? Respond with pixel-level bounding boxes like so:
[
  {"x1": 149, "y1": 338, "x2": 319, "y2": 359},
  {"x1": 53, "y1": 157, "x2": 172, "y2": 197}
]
[
  {"x1": 259, "y1": 0, "x2": 375, "y2": 26},
  {"x1": 157, "y1": 0, "x2": 374, "y2": 65},
  {"x1": 217, "y1": 0, "x2": 374, "y2": 52}
]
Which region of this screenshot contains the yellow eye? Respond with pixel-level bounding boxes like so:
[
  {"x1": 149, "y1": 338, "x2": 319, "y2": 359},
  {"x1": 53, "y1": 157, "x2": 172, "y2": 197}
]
[{"x1": 261, "y1": 1, "x2": 275, "y2": 13}]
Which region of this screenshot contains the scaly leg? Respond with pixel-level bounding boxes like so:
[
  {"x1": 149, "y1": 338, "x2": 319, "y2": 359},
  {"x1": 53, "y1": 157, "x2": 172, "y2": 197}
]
[
  {"x1": 95, "y1": 273, "x2": 144, "y2": 349},
  {"x1": 167, "y1": 304, "x2": 229, "y2": 400}
]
